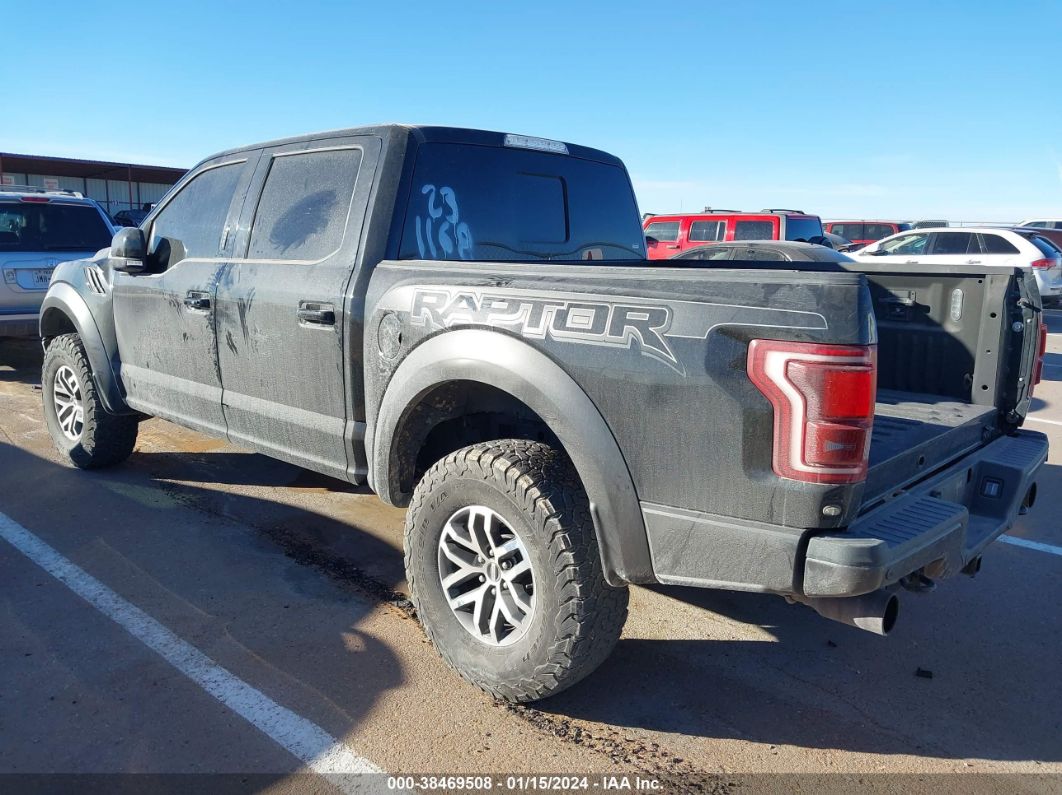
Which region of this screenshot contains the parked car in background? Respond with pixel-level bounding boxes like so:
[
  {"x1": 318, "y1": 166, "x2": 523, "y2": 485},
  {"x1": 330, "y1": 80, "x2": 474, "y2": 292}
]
[
  {"x1": 112, "y1": 208, "x2": 149, "y2": 227},
  {"x1": 823, "y1": 220, "x2": 912, "y2": 249},
  {"x1": 672, "y1": 240, "x2": 855, "y2": 263},
  {"x1": 823, "y1": 231, "x2": 857, "y2": 252},
  {"x1": 1018, "y1": 219, "x2": 1062, "y2": 230},
  {"x1": 1, "y1": 186, "x2": 114, "y2": 338},
  {"x1": 852, "y1": 227, "x2": 1062, "y2": 303},
  {"x1": 1014, "y1": 225, "x2": 1062, "y2": 253},
  {"x1": 644, "y1": 209, "x2": 824, "y2": 260}
]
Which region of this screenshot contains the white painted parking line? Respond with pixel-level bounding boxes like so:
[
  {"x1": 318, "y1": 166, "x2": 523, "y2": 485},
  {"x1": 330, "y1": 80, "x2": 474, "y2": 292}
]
[
  {"x1": 1026, "y1": 416, "x2": 1062, "y2": 427},
  {"x1": 0, "y1": 511, "x2": 383, "y2": 785},
  {"x1": 1000, "y1": 535, "x2": 1062, "y2": 557}
]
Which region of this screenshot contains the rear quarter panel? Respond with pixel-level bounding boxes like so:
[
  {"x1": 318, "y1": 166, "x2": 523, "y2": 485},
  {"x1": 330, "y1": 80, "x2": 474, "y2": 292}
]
[{"x1": 364, "y1": 260, "x2": 875, "y2": 529}]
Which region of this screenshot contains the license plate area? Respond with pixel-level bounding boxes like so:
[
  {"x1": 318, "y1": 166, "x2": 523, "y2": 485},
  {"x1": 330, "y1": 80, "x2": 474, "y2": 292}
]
[{"x1": 17, "y1": 268, "x2": 54, "y2": 289}]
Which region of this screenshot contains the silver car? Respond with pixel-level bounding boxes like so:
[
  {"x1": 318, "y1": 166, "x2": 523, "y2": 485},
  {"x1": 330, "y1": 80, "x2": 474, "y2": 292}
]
[{"x1": 0, "y1": 186, "x2": 115, "y2": 338}]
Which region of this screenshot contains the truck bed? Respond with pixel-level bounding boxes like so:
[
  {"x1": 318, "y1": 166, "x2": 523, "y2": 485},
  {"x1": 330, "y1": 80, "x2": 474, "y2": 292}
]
[{"x1": 864, "y1": 389, "x2": 997, "y2": 507}]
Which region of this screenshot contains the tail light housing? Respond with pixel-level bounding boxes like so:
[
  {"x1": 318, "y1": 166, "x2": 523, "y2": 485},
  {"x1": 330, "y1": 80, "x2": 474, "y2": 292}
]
[
  {"x1": 748, "y1": 340, "x2": 877, "y2": 484},
  {"x1": 1032, "y1": 321, "x2": 1048, "y2": 393},
  {"x1": 1030, "y1": 258, "x2": 1055, "y2": 270}
]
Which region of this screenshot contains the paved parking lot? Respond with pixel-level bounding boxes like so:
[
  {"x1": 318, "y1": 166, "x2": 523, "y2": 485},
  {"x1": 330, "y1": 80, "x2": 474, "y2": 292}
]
[{"x1": 1, "y1": 312, "x2": 1061, "y2": 793}]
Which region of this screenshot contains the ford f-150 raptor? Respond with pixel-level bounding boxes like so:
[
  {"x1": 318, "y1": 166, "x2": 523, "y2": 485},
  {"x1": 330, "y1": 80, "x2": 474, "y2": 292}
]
[{"x1": 38, "y1": 125, "x2": 1049, "y2": 702}]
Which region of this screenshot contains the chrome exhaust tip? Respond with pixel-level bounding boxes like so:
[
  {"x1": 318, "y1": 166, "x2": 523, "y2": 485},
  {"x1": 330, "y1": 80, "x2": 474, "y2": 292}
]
[{"x1": 792, "y1": 590, "x2": 899, "y2": 636}]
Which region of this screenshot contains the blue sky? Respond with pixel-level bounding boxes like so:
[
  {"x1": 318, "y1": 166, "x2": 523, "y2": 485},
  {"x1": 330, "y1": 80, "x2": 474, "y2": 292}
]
[{"x1": 6, "y1": 1, "x2": 1062, "y2": 221}]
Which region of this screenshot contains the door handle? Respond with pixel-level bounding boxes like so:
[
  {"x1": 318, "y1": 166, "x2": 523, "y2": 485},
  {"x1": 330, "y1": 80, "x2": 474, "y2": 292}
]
[
  {"x1": 665, "y1": 244, "x2": 679, "y2": 249},
  {"x1": 297, "y1": 301, "x2": 335, "y2": 326},
  {"x1": 184, "y1": 291, "x2": 211, "y2": 310}
]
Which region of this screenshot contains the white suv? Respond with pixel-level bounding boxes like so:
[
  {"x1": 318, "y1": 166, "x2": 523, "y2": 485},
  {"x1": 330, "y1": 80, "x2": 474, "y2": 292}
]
[
  {"x1": 0, "y1": 186, "x2": 114, "y2": 337},
  {"x1": 1018, "y1": 219, "x2": 1062, "y2": 230},
  {"x1": 852, "y1": 227, "x2": 1062, "y2": 302}
]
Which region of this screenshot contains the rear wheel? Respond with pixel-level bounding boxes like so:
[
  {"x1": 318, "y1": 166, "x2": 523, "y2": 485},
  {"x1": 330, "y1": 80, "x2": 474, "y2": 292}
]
[
  {"x1": 42, "y1": 333, "x2": 138, "y2": 468},
  {"x1": 405, "y1": 439, "x2": 628, "y2": 702}
]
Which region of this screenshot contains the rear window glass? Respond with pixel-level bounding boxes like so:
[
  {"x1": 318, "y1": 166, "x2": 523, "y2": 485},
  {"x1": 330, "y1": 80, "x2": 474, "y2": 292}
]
[
  {"x1": 931, "y1": 232, "x2": 978, "y2": 255},
  {"x1": 644, "y1": 221, "x2": 679, "y2": 242},
  {"x1": 734, "y1": 220, "x2": 774, "y2": 240},
  {"x1": 981, "y1": 234, "x2": 1020, "y2": 254},
  {"x1": 1027, "y1": 234, "x2": 1061, "y2": 257},
  {"x1": 0, "y1": 201, "x2": 111, "y2": 252},
  {"x1": 782, "y1": 216, "x2": 823, "y2": 241},
  {"x1": 399, "y1": 143, "x2": 645, "y2": 261},
  {"x1": 248, "y1": 147, "x2": 363, "y2": 261},
  {"x1": 689, "y1": 220, "x2": 725, "y2": 242}
]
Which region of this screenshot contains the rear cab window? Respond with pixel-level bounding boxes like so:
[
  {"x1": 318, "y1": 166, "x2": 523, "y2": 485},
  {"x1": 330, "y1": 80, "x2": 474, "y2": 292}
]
[
  {"x1": 734, "y1": 220, "x2": 776, "y2": 240},
  {"x1": 0, "y1": 200, "x2": 112, "y2": 252},
  {"x1": 399, "y1": 143, "x2": 645, "y2": 262}
]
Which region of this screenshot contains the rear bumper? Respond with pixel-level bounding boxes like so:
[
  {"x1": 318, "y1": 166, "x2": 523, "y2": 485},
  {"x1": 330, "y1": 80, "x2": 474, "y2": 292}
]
[
  {"x1": 1034, "y1": 269, "x2": 1061, "y2": 297},
  {"x1": 643, "y1": 430, "x2": 1048, "y2": 597},
  {"x1": 803, "y1": 430, "x2": 1047, "y2": 596}
]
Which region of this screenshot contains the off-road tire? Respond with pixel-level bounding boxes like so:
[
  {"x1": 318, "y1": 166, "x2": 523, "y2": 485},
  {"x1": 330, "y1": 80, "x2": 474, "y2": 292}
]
[
  {"x1": 42, "y1": 333, "x2": 138, "y2": 468},
  {"x1": 405, "y1": 439, "x2": 629, "y2": 702}
]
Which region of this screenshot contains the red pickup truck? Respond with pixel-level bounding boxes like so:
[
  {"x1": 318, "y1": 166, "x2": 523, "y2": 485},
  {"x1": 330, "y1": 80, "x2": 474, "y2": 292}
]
[{"x1": 644, "y1": 209, "x2": 823, "y2": 260}]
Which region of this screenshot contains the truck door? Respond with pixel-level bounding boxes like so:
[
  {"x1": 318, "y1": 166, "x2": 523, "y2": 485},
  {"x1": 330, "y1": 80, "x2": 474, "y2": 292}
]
[
  {"x1": 214, "y1": 136, "x2": 380, "y2": 480},
  {"x1": 111, "y1": 156, "x2": 256, "y2": 435}
]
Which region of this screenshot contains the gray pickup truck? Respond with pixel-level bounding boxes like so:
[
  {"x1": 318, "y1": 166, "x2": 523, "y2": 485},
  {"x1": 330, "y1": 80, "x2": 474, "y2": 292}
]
[{"x1": 39, "y1": 125, "x2": 1049, "y2": 702}]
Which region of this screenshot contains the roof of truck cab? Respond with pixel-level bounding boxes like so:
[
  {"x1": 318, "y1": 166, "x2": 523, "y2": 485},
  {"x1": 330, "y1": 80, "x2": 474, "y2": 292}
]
[{"x1": 203, "y1": 124, "x2": 624, "y2": 167}]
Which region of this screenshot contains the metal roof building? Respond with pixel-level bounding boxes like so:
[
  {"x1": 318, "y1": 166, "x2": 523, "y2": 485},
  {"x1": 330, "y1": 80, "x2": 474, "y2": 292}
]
[{"x1": 0, "y1": 152, "x2": 186, "y2": 217}]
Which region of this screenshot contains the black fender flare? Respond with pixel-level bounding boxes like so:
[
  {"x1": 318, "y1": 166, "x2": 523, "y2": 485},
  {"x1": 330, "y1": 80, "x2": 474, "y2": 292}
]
[
  {"x1": 369, "y1": 328, "x2": 655, "y2": 585},
  {"x1": 39, "y1": 283, "x2": 131, "y2": 415}
]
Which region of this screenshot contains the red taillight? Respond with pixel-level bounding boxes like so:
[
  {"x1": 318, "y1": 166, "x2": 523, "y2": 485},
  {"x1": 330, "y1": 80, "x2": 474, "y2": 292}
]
[
  {"x1": 747, "y1": 340, "x2": 877, "y2": 484},
  {"x1": 1032, "y1": 320, "x2": 1048, "y2": 392},
  {"x1": 1030, "y1": 258, "x2": 1054, "y2": 270},
  {"x1": 19, "y1": 196, "x2": 50, "y2": 203}
]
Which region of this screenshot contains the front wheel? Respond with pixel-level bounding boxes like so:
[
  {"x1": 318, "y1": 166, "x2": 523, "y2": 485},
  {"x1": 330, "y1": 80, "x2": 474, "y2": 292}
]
[
  {"x1": 405, "y1": 439, "x2": 629, "y2": 702},
  {"x1": 42, "y1": 333, "x2": 139, "y2": 468}
]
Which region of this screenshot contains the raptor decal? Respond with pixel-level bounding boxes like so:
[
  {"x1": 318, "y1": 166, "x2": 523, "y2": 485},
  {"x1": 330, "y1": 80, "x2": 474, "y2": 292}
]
[{"x1": 410, "y1": 288, "x2": 680, "y2": 371}]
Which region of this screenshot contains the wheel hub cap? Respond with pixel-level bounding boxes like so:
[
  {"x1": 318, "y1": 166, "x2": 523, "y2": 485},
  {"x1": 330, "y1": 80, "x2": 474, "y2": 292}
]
[
  {"x1": 437, "y1": 505, "x2": 536, "y2": 647},
  {"x1": 52, "y1": 364, "x2": 84, "y2": 441}
]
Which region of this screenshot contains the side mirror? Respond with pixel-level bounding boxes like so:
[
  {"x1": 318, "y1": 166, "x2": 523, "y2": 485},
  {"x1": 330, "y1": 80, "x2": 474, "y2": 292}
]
[
  {"x1": 808, "y1": 235, "x2": 833, "y2": 249},
  {"x1": 645, "y1": 236, "x2": 659, "y2": 248},
  {"x1": 110, "y1": 227, "x2": 146, "y2": 273}
]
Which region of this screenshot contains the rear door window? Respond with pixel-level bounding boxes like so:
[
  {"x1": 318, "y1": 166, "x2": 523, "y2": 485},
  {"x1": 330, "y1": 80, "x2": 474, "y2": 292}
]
[
  {"x1": 644, "y1": 221, "x2": 680, "y2": 242},
  {"x1": 736, "y1": 247, "x2": 786, "y2": 261},
  {"x1": 688, "y1": 220, "x2": 725, "y2": 242},
  {"x1": 247, "y1": 147, "x2": 363, "y2": 261},
  {"x1": 734, "y1": 220, "x2": 775, "y2": 240},
  {"x1": 929, "y1": 232, "x2": 979, "y2": 255}
]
